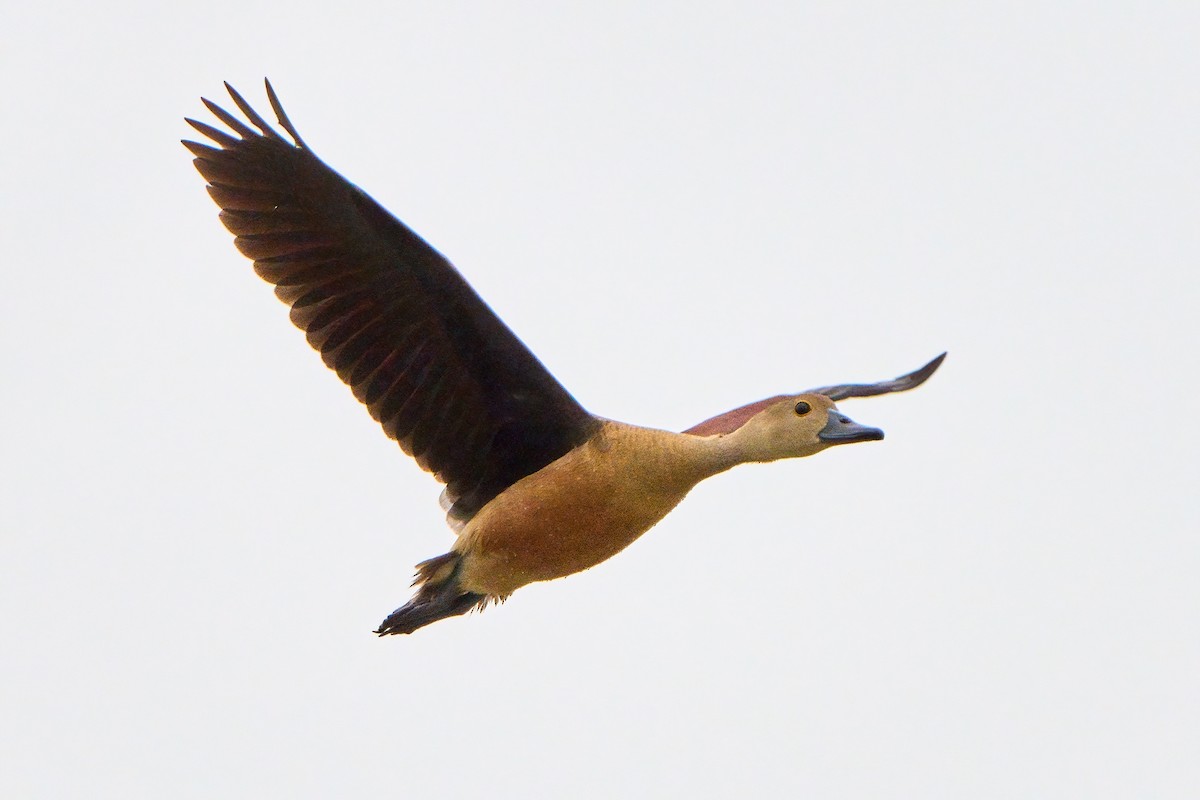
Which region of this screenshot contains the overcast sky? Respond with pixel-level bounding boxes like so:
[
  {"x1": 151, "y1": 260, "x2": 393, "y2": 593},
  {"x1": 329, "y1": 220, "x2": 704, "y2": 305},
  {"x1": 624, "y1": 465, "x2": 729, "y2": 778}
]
[{"x1": 4, "y1": 3, "x2": 1198, "y2": 798}]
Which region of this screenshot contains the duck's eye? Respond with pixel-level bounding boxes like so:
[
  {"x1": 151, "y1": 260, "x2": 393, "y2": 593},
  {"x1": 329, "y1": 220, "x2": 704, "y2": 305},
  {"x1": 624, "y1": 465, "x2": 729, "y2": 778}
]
[{"x1": 794, "y1": 401, "x2": 811, "y2": 416}]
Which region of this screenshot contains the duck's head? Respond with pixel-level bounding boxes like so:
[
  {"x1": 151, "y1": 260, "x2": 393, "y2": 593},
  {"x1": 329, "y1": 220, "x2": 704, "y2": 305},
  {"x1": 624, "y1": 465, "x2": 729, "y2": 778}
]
[
  {"x1": 686, "y1": 393, "x2": 883, "y2": 463},
  {"x1": 740, "y1": 393, "x2": 883, "y2": 461}
]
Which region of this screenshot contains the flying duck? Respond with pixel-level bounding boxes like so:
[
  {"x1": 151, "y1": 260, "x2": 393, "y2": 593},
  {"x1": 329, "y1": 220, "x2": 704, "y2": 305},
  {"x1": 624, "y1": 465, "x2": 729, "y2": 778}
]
[{"x1": 184, "y1": 81, "x2": 944, "y2": 636}]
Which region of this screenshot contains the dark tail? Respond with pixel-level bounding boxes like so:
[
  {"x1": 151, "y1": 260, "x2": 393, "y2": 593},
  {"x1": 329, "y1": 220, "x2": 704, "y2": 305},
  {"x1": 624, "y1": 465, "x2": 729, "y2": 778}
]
[{"x1": 374, "y1": 552, "x2": 486, "y2": 636}]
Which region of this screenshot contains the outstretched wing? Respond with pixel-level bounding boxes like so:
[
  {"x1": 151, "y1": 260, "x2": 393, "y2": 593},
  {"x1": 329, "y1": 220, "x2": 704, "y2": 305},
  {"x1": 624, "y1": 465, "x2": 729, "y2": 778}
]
[
  {"x1": 803, "y1": 352, "x2": 946, "y2": 401},
  {"x1": 184, "y1": 80, "x2": 601, "y2": 527}
]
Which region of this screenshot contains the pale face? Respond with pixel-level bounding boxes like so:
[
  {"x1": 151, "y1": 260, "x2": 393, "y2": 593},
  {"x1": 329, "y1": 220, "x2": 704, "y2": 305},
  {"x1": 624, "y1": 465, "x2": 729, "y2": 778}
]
[{"x1": 735, "y1": 394, "x2": 884, "y2": 462}]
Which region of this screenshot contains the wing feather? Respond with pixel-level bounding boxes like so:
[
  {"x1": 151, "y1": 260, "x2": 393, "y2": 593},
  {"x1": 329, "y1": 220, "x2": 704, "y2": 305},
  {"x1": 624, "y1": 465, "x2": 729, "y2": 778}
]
[
  {"x1": 804, "y1": 352, "x2": 946, "y2": 402},
  {"x1": 185, "y1": 80, "x2": 600, "y2": 525}
]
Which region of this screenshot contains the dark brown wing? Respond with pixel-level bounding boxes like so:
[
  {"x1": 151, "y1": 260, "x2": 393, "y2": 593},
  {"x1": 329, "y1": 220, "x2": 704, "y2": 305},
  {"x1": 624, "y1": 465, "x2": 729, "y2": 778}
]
[
  {"x1": 184, "y1": 80, "x2": 600, "y2": 526},
  {"x1": 803, "y1": 352, "x2": 946, "y2": 401}
]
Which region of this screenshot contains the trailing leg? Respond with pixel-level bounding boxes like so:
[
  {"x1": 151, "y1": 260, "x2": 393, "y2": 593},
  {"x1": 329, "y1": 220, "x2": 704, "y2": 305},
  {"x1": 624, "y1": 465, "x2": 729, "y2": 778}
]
[{"x1": 374, "y1": 552, "x2": 486, "y2": 636}]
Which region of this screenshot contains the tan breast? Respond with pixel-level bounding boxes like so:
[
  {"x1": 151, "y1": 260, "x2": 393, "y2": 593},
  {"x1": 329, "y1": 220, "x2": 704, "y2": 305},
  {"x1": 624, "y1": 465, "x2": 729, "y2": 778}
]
[{"x1": 454, "y1": 421, "x2": 729, "y2": 597}]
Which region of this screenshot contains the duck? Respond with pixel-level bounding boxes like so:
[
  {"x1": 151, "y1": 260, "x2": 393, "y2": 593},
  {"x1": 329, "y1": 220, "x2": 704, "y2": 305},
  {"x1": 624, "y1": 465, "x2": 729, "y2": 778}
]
[{"x1": 184, "y1": 80, "x2": 945, "y2": 636}]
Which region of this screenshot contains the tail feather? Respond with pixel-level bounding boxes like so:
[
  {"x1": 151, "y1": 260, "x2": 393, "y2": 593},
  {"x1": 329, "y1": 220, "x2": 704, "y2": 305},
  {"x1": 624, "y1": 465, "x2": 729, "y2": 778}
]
[{"x1": 374, "y1": 551, "x2": 486, "y2": 636}]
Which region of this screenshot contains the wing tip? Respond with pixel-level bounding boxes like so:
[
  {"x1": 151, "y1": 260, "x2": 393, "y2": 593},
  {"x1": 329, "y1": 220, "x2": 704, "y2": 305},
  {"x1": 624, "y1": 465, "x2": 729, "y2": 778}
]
[
  {"x1": 804, "y1": 350, "x2": 947, "y2": 401},
  {"x1": 262, "y1": 77, "x2": 308, "y2": 149},
  {"x1": 906, "y1": 351, "x2": 947, "y2": 387}
]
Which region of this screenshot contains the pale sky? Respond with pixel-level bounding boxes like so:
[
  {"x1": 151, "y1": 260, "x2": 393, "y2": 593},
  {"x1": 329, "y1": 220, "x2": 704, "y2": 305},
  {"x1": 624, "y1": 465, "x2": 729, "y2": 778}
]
[{"x1": 4, "y1": 3, "x2": 1198, "y2": 798}]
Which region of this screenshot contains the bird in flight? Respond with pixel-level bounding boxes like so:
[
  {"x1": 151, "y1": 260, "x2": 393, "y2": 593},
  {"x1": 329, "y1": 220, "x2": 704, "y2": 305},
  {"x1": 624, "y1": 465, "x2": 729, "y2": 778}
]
[{"x1": 184, "y1": 80, "x2": 944, "y2": 636}]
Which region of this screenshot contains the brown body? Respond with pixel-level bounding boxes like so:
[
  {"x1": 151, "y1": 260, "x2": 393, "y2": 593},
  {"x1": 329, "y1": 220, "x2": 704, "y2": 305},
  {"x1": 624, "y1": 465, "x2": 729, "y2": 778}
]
[{"x1": 456, "y1": 421, "x2": 731, "y2": 596}]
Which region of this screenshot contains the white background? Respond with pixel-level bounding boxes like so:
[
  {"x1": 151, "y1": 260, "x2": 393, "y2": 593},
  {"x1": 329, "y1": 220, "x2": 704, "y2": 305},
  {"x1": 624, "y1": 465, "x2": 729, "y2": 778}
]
[{"x1": 4, "y1": 3, "x2": 1198, "y2": 797}]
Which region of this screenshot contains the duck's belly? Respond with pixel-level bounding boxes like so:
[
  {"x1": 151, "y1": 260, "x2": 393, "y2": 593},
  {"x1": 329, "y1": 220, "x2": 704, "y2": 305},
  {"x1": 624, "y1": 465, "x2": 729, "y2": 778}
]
[{"x1": 454, "y1": 426, "x2": 699, "y2": 597}]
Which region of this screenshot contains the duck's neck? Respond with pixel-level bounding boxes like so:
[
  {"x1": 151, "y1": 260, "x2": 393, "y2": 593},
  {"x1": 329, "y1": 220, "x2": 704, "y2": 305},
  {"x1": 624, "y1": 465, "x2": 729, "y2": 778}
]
[
  {"x1": 595, "y1": 421, "x2": 758, "y2": 492},
  {"x1": 678, "y1": 420, "x2": 803, "y2": 475},
  {"x1": 670, "y1": 427, "x2": 754, "y2": 480},
  {"x1": 598, "y1": 422, "x2": 742, "y2": 490}
]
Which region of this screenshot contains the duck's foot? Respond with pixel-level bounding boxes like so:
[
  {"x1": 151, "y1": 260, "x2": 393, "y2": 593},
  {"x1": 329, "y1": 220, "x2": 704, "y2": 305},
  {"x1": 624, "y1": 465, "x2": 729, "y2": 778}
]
[
  {"x1": 374, "y1": 589, "x2": 485, "y2": 636},
  {"x1": 374, "y1": 551, "x2": 486, "y2": 635}
]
